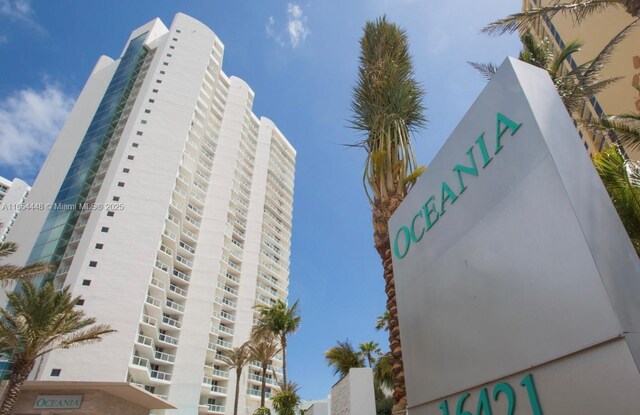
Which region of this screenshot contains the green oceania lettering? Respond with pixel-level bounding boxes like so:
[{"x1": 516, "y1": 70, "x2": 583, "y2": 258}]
[
  {"x1": 394, "y1": 226, "x2": 411, "y2": 259},
  {"x1": 440, "y1": 181, "x2": 458, "y2": 216},
  {"x1": 453, "y1": 145, "x2": 479, "y2": 194},
  {"x1": 495, "y1": 112, "x2": 522, "y2": 154},
  {"x1": 475, "y1": 133, "x2": 493, "y2": 168},
  {"x1": 410, "y1": 210, "x2": 425, "y2": 243},
  {"x1": 394, "y1": 112, "x2": 523, "y2": 260},
  {"x1": 422, "y1": 195, "x2": 439, "y2": 230}
]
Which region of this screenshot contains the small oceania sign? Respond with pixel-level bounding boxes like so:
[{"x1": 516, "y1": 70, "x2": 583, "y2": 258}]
[
  {"x1": 393, "y1": 112, "x2": 522, "y2": 259},
  {"x1": 34, "y1": 395, "x2": 83, "y2": 409}
]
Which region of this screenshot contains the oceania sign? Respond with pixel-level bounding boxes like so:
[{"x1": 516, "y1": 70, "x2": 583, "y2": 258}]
[
  {"x1": 393, "y1": 112, "x2": 522, "y2": 259},
  {"x1": 34, "y1": 395, "x2": 83, "y2": 409}
]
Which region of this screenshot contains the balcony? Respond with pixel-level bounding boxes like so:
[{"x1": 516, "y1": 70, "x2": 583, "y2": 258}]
[
  {"x1": 158, "y1": 332, "x2": 178, "y2": 346},
  {"x1": 171, "y1": 269, "x2": 190, "y2": 284},
  {"x1": 211, "y1": 369, "x2": 229, "y2": 379},
  {"x1": 207, "y1": 404, "x2": 225, "y2": 414},
  {"x1": 162, "y1": 315, "x2": 182, "y2": 329},
  {"x1": 216, "y1": 338, "x2": 232, "y2": 349}
]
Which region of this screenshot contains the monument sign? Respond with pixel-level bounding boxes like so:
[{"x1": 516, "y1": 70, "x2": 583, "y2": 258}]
[{"x1": 389, "y1": 58, "x2": 640, "y2": 414}]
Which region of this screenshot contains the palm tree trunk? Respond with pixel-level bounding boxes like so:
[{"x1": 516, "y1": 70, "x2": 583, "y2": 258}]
[
  {"x1": 260, "y1": 364, "x2": 267, "y2": 408},
  {"x1": 373, "y1": 197, "x2": 407, "y2": 413},
  {"x1": 234, "y1": 367, "x2": 241, "y2": 415},
  {"x1": 0, "y1": 360, "x2": 34, "y2": 415},
  {"x1": 624, "y1": 0, "x2": 640, "y2": 17},
  {"x1": 281, "y1": 335, "x2": 287, "y2": 386}
]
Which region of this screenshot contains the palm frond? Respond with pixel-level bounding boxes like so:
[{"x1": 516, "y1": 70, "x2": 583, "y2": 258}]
[
  {"x1": 593, "y1": 146, "x2": 640, "y2": 254},
  {"x1": 482, "y1": 0, "x2": 624, "y2": 36},
  {"x1": 467, "y1": 61, "x2": 498, "y2": 81}
]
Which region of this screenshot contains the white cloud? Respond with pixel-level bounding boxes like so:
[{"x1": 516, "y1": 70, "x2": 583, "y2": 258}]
[
  {"x1": 266, "y1": 3, "x2": 310, "y2": 48},
  {"x1": 0, "y1": 0, "x2": 44, "y2": 32},
  {"x1": 0, "y1": 83, "x2": 75, "y2": 179},
  {"x1": 266, "y1": 15, "x2": 285, "y2": 47},
  {"x1": 287, "y1": 3, "x2": 310, "y2": 48}
]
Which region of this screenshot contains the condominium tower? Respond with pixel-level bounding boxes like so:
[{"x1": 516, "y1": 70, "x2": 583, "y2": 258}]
[
  {"x1": 0, "y1": 176, "x2": 30, "y2": 242},
  {"x1": 4, "y1": 14, "x2": 295, "y2": 415},
  {"x1": 522, "y1": 0, "x2": 640, "y2": 159}
]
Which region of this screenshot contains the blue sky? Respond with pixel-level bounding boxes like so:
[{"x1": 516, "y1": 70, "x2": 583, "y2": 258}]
[{"x1": 0, "y1": 0, "x2": 522, "y2": 401}]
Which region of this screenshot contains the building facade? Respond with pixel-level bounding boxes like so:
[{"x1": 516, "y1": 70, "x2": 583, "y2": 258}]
[
  {"x1": 4, "y1": 14, "x2": 294, "y2": 415},
  {"x1": 0, "y1": 176, "x2": 31, "y2": 242},
  {"x1": 522, "y1": 0, "x2": 640, "y2": 158}
]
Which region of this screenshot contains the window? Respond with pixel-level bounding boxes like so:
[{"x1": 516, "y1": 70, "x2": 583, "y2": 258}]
[
  {"x1": 117, "y1": 182, "x2": 125, "y2": 187},
  {"x1": 163, "y1": 62, "x2": 168, "y2": 66},
  {"x1": 169, "y1": 45, "x2": 175, "y2": 49},
  {"x1": 145, "y1": 109, "x2": 151, "y2": 113},
  {"x1": 141, "y1": 120, "x2": 147, "y2": 124},
  {"x1": 51, "y1": 369, "x2": 61, "y2": 377},
  {"x1": 82, "y1": 280, "x2": 91, "y2": 286},
  {"x1": 149, "y1": 99, "x2": 155, "y2": 103},
  {"x1": 123, "y1": 168, "x2": 130, "y2": 173},
  {"x1": 156, "y1": 79, "x2": 162, "y2": 84},
  {"x1": 166, "y1": 53, "x2": 172, "y2": 57},
  {"x1": 172, "y1": 37, "x2": 178, "y2": 41},
  {"x1": 132, "y1": 143, "x2": 139, "y2": 148},
  {"x1": 101, "y1": 227, "x2": 109, "y2": 233},
  {"x1": 95, "y1": 243, "x2": 103, "y2": 250},
  {"x1": 127, "y1": 155, "x2": 134, "y2": 160},
  {"x1": 136, "y1": 131, "x2": 143, "y2": 136},
  {"x1": 76, "y1": 299, "x2": 85, "y2": 306},
  {"x1": 107, "y1": 211, "x2": 115, "y2": 217},
  {"x1": 89, "y1": 261, "x2": 98, "y2": 267},
  {"x1": 160, "y1": 70, "x2": 166, "y2": 75},
  {"x1": 176, "y1": 29, "x2": 181, "y2": 33},
  {"x1": 151, "y1": 90, "x2": 158, "y2": 94},
  {"x1": 113, "y1": 196, "x2": 120, "y2": 202}
]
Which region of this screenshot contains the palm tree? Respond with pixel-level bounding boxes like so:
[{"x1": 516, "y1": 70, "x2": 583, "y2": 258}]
[
  {"x1": 373, "y1": 352, "x2": 394, "y2": 391},
  {"x1": 359, "y1": 341, "x2": 381, "y2": 368},
  {"x1": 596, "y1": 113, "x2": 640, "y2": 150},
  {"x1": 252, "y1": 299, "x2": 300, "y2": 386},
  {"x1": 248, "y1": 337, "x2": 280, "y2": 409},
  {"x1": 471, "y1": 26, "x2": 634, "y2": 113},
  {"x1": 349, "y1": 16, "x2": 427, "y2": 411},
  {"x1": 271, "y1": 381, "x2": 301, "y2": 415},
  {"x1": 375, "y1": 311, "x2": 390, "y2": 332},
  {"x1": 482, "y1": 0, "x2": 640, "y2": 36},
  {"x1": 324, "y1": 339, "x2": 365, "y2": 378},
  {"x1": 0, "y1": 282, "x2": 115, "y2": 414},
  {"x1": 220, "y1": 343, "x2": 251, "y2": 415},
  {"x1": 0, "y1": 240, "x2": 50, "y2": 286},
  {"x1": 593, "y1": 146, "x2": 640, "y2": 255}
]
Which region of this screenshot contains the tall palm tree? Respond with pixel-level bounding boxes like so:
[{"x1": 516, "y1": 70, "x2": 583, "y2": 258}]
[
  {"x1": 350, "y1": 16, "x2": 427, "y2": 411},
  {"x1": 271, "y1": 381, "x2": 301, "y2": 415},
  {"x1": 482, "y1": 0, "x2": 640, "y2": 36},
  {"x1": 220, "y1": 343, "x2": 251, "y2": 415},
  {"x1": 593, "y1": 146, "x2": 640, "y2": 255},
  {"x1": 324, "y1": 339, "x2": 365, "y2": 378},
  {"x1": 359, "y1": 341, "x2": 381, "y2": 368},
  {"x1": 0, "y1": 282, "x2": 115, "y2": 414},
  {"x1": 0, "y1": 240, "x2": 50, "y2": 286},
  {"x1": 247, "y1": 337, "x2": 280, "y2": 409},
  {"x1": 252, "y1": 299, "x2": 300, "y2": 386}
]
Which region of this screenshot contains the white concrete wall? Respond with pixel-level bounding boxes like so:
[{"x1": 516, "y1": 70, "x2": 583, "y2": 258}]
[{"x1": 330, "y1": 368, "x2": 375, "y2": 415}]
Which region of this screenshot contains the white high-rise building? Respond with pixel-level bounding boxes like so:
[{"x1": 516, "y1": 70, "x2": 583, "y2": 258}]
[
  {"x1": 0, "y1": 176, "x2": 31, "y2": 242},
  {"x1": 5, "y1": 14, "x2": 295, "y2": 415}
]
